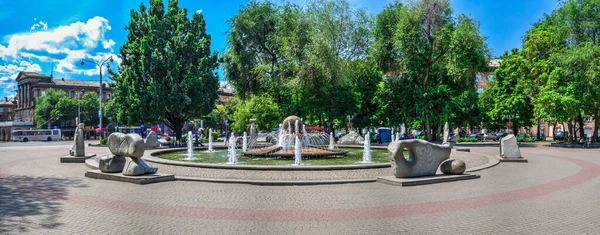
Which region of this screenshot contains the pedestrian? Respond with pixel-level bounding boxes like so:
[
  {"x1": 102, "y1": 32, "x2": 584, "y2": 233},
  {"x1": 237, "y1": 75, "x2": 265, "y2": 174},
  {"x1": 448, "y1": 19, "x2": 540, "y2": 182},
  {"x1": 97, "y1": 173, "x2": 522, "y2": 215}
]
[{"x1": 376, "y1": 133, "x2": 382, "y2": 144}]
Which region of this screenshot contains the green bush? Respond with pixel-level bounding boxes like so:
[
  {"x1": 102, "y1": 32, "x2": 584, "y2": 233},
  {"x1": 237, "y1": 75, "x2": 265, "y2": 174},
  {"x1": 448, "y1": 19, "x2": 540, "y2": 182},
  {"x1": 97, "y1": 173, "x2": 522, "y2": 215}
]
[
  {"x1": 459, "y1": 137, "x2": 478, "y2": 142},
  {"x1": 100, "y1": 138, "x2": 108, "y2": 145},
  {"x1": 212, "y1": 131, "x2": 219, "y2": 141},
  {"x1": 517, "y1": 137, "x2": 536, "y2": 142},
  {"x1": 416, "y1": 136, "x2": 425, "y2": 140}
]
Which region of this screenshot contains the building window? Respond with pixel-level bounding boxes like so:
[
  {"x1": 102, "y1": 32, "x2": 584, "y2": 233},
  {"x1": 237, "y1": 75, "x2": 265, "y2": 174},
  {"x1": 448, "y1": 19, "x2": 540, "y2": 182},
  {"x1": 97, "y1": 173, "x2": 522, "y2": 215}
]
[
  {"x1": 0, "y1": 107, "x2": 4, "y2": 112},
  {"x1": 106, "y1": 93, "x2": 111, "y2": 100},
  {"x1": 475, "y1": 74, "x2": 482, "y2": 82},
  {"x1": 41, "y1": 91, "x2": 45, "y2": 96},
  {"x1": 487, "y1": 75, "x2": 493, "y2": 82}
]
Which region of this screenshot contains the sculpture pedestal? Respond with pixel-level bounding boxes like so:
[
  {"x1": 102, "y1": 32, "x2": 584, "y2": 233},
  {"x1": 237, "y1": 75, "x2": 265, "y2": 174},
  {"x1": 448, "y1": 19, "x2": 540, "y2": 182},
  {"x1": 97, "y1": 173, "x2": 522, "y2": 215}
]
[
  {"x1": 496, "y1": 155, "x2": 528, "y2": 163},
  {"x1": 85, "y1": 170, "x2": 175, "y2": 185},
  {"x1": 60, "y1": 154, "x2": 96, "y2": 163},
  {"x1": 377, "y1": 174, "x2": 479, "y2": 187}
]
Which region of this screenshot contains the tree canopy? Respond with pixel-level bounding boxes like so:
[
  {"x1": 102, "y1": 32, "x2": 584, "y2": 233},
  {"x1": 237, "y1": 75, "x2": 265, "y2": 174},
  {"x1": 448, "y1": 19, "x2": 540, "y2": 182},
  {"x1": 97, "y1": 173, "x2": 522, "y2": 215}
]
[{"x1": 111, "y1": 0, "x2": 219, "y2": 140}]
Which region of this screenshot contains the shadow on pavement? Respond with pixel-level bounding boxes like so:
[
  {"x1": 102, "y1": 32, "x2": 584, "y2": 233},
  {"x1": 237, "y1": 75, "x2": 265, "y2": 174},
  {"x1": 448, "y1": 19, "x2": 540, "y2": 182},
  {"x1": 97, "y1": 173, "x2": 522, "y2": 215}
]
[{"x1": 0, "y1": 175, "x2": 88, "y2": 234}]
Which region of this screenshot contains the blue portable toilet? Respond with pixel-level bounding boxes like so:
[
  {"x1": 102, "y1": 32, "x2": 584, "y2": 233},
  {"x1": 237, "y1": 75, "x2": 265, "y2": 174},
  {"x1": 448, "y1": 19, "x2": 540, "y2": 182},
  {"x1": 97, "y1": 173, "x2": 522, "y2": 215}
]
[{"x1": 377, "y1": 127, "x2": 392, "y2": 143}]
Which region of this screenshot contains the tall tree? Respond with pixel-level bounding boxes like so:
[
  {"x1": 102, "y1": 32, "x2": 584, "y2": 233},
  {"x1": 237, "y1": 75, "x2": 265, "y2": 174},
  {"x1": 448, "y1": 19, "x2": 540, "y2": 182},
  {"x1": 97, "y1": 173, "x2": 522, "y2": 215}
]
[
  {"x1": 480, "y1": 49, "x2": 535, "y2": 134},
  {"x1": 33, "y1": 88, "x2": 66, "y2": 129},
  {"x1": 374, "y1": 0, "x2": 489, "y2": 141},
  {"x1": 111, "y1": 0, "x2": 219, "y2": 140},
  {"x1": 230, "y1": 94, "x2": 279, "y2": 133}
]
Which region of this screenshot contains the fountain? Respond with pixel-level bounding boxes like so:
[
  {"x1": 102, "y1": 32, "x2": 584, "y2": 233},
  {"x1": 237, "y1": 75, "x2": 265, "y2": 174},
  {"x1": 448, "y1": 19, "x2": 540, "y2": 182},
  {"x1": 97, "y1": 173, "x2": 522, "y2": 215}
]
[
  {"x1": 293, "y1": 135, "x2": 302, "y2": 165},
  {"x1": 207, "y1": 128, "x2": 214, "y2": 152},
  {"x1": 227, "y1": 133, "x2": 238, "y2": 164},
  {"x1": 242, "y1": 132, "x2": 248, "y2": 152},
  {"x1": 244, "y1": 116, "x2": 347, "y2": 158},
  {"x1": 359, "y1": 132, "x2": 372, "y2": 163},
  {"x1": 184, "y1": 131, "x2": 196, "y2": 161},
  {"x1": 395, "y1": 132, "x2": 400, "y2": 141},
  {"x1": 329, "y1": 132, "x2": 334, "y2": 150}
]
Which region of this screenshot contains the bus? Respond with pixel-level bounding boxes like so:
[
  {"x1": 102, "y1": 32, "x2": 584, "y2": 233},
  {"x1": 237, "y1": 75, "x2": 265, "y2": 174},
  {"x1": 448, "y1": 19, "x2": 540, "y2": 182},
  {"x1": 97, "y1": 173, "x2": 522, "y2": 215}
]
[{"x1": 11, "y1": 129, "x2": 62, "y2": 142}]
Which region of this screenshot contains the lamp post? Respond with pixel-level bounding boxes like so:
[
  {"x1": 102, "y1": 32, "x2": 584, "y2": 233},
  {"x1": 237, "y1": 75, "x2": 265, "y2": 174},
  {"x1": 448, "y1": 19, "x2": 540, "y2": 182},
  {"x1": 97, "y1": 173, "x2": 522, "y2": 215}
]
[
  {"x1": 80, "y1": 56, "x2": 113, "y2": 140},
  {"x1": 77, "y1": 89, "x2": 83, "y2": 124}
]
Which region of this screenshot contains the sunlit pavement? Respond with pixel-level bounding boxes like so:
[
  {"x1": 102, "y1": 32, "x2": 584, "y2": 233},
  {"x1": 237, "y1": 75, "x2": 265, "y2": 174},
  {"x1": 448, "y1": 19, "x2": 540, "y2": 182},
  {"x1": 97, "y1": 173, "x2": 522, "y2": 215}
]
[{"x1": 1, "y1": 144, "x2": 599, "y2": 234}]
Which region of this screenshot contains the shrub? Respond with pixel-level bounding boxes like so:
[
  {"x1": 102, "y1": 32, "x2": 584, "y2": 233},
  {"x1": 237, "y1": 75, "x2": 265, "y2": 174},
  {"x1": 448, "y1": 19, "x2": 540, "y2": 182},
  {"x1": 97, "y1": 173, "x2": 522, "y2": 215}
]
[
  {"x1": 416, "y1": 136, "x2": 425, "y2": 140},
  {"x1": 517, "y1": 137, "x2": 536, "y2": 142},
  {"x1": 459, "y1": 137, "x2": 478, "y2": 142},
  {"x1": 100, "y1": 138, "x2": 108, "y2": 145},
  {"x1": 212, "y1": 131, "x2": 219, "y2": 141}
]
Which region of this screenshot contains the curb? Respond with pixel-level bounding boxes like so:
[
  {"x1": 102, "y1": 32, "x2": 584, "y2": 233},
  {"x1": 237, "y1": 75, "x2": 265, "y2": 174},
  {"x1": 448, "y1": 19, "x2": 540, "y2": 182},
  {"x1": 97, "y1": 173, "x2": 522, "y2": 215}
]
[
  {"x1": 466, "y1": 153, "x2": 501, "y2": 172},
  {"x1": 174, "y1": 176, "x2": 376, "y2": 186},
  {"x1": 145, "y1": 155, "x2": 391, "y2": 171}
]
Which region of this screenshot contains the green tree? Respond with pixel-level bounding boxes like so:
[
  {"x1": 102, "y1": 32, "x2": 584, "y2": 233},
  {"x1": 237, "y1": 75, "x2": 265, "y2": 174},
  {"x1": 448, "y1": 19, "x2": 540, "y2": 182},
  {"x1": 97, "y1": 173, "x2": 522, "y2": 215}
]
[
  {"x1": 102, "y1": 98, "x2": 118, "y2": 125},
  {"x1": 480, "y1": 49, "x2": 535, "y2": 134},
  {"x1": 373, "y1": 0, "x2": 489, "y2": 141},
  {"x1": 231, "y1": 94, "x2": 279, "y2": 133},
  {"x1": 51, "y1": 97, "x2": 77, "y2": 126},
  {"x1": 348, "y1": 59, "x2": 382, "y2": 132},
  {"x1": 34, "y1": 88, "x2": 66, "y2": 128},
  {"x1": 111, "y1": 0, "x2": 219, "y2": 140},
  {"x1": 79, "y1": 92, "x2": 99, "y2": 127}
]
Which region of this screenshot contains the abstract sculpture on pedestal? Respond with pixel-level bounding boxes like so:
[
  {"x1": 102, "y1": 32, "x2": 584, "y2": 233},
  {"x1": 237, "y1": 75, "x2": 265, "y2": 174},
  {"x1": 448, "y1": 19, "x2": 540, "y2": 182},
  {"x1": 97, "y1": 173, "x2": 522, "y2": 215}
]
[
  {"x1": 144, "y1": 131, "x2": 159, "y2": 149},
  {"x1": 99, "y1": 133, "x2": 158, "y2": 176},
  {"x1": 387, "y1": 139, "x2": 452, "y2": 178},
  {"x1": 500, "y1": 134, "x2": 527, "y2": 162},
  {"x1": 69, "y1": 123, "x2": 85, "y2": 157}
]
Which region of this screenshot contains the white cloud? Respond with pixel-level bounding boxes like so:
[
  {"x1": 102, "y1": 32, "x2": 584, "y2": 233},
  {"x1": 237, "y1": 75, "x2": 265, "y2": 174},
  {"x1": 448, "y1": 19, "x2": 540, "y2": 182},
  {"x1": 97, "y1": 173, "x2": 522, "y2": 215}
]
[
  {"x1": 30, "y1": 19, "x2": 48, "y2": 31},
  {"x1": 0, "y1": 16, "x2": 119, "y2": 97},
  {"x1": 0, "y1": 60, "x2": 42, "y2": 96},
  {"x1": 197, "y1": 9, "x2": 203, "y2": 14}
]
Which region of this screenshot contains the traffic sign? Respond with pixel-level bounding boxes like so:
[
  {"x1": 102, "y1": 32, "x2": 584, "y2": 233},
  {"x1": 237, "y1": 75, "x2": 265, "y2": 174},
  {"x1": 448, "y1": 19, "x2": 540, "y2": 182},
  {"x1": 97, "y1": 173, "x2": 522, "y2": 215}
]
[{"x1": 506, "y1": 122, "x2": 513, "y2": 127}]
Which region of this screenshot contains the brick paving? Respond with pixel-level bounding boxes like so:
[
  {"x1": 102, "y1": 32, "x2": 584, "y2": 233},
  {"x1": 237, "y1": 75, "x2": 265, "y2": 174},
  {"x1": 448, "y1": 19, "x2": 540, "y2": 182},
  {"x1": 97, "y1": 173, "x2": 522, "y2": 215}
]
[
  {"x1": 148, "y1": 149, "x2": 491, "y2": 181},
  {"x1": 1, "y1": 144, "x2": 599, "y2": 234}
]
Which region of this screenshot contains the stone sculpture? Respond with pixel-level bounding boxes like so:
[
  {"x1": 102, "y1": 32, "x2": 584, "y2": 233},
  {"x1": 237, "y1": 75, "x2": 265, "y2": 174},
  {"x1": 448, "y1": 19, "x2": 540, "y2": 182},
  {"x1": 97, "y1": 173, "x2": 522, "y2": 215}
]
[
  {"x1": 144, "y1": 131, "x2": 159, "y2": 149},
  {"x1": 387, "y1": 139, "x2": 452, "y2": 178},
  {"x1": 69, "y1": 123, "x2": 85, "y2": 157},
  {"x1": 100, "y1": 133, "x2": 158, "y2": 176},
  {"x1": 500, "y1": 134, "x2": 522, "y2": 158},
  {"x1": 440, "y1": 159, "x2": 466, "y2": 175},
  {"x1": 98, "y1": 155, "x2": 126, "y2": 173},
  {"x1": 338, "y1": 132, "x2": 365, "y2": 145}
]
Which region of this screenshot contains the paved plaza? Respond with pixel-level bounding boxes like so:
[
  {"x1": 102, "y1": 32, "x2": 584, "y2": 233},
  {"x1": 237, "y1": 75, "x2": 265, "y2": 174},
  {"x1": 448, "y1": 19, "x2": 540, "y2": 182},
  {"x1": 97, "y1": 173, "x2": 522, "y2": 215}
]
[{"x1": 1, "y1": 142, "x2": 600, "y2": 234}]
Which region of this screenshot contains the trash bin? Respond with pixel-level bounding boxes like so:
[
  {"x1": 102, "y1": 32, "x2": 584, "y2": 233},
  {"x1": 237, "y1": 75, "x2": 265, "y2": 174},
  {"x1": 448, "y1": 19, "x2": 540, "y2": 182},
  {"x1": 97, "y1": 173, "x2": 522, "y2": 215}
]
[{"x1": 377, "y1": 128, "x2": 392, "y2": 143}]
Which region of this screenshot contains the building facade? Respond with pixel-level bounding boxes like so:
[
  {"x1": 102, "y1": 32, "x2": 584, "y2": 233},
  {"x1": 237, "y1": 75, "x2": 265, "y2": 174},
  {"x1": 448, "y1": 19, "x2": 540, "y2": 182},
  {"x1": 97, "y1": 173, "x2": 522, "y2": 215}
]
[
  {"x1": 0, "y1": 97, "x2": 17, "y2": 121},
  {"x1": 14, "y1": 72, "x2": 112, "y2": 125}
]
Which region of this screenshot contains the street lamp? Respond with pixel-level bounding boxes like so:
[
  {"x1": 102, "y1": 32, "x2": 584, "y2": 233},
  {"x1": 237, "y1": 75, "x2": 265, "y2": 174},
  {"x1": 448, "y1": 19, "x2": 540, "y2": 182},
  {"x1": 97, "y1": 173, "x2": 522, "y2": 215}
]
[
  {"x1": 80, "y1": 56, "x2": 113, "y2": 140},
  {"x1": 77, "y1": 89, "x2": 84, "y2": 124}
]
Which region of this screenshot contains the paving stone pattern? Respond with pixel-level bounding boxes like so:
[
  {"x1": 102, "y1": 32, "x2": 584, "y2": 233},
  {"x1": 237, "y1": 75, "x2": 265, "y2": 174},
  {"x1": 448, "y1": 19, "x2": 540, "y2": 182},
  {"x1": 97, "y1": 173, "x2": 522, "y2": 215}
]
[{"x1": 1, "y1": 143, "x2": 599, "y2": 234}]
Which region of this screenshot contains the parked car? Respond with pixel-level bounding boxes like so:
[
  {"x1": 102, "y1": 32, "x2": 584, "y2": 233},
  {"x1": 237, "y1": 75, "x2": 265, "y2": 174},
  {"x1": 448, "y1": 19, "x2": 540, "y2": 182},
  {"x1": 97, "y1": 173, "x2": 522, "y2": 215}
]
[
  {"x1": 554, "y1": 131, "x2": 567, "y2": 141},
  {"x1": 496, "y1": 132, "x2": 507, "y2": 140}
]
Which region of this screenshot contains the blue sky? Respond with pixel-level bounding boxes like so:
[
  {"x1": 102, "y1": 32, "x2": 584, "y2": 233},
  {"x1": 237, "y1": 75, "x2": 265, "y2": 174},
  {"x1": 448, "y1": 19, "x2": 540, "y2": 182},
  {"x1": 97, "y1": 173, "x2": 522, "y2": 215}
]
[{"x1": 0, "y1": 0, "x2": 559, "y2": 98}]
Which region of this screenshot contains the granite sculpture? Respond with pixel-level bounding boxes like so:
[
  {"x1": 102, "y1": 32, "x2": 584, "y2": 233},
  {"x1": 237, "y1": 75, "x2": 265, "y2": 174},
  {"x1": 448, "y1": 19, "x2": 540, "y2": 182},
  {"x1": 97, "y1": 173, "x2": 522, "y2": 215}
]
[
  {"x1": 100, "y1": 133, "x2": 158, "y2": 176},
  {"x1": 338, "y1": 132, "x2": 365, "y2": 145},
  {"x1": 500, "y1": 134, "x2": 523, "y2": 158},
  {"x1": 440, "y1": 159, "x2": 466, "y2": 175},
  {"x1": 387, "y1": 139, "x2": 452, "y2": 178},
  {"x1": 69, "y1": 123, "x2": 85, "y2": 157},
  {"x1": 144, "y1": 131, "x2": 159, "y2": 149}
]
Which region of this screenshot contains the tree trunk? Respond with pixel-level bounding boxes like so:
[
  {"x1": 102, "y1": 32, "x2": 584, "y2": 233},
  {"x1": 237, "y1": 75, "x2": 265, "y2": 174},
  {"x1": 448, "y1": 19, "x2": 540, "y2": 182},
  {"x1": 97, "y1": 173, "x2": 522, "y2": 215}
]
[
  {"x1": 425, "y1": 116, "x2": 431, "y2": 141},
  {"x1": 552, "y1": 123, "x2": 557, "y2": 139},
  {"x1": 567, "y1": 121, "x2": 574, "y2": 144},
  {"x1": 272, "y1": 59, "x2": 281, "y2": 105},
  {"x1": 578, "y1": 114, "x2": 585, "y2": 141},
  {"x1": 537, "y1": 120, "x2": 542, "y2": 141},
  {"x1": 594, "y1": 115, "x2": 599, "y2": 143},
  {"x1": 436, "y1": 116, "x2": 442, "y2": 142}
]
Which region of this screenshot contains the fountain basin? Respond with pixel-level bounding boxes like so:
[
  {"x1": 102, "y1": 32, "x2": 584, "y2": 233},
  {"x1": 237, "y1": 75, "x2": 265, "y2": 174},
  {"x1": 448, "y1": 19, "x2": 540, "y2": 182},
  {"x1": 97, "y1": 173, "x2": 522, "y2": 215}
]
[{"x1": 148, "y1": 146, "x2": 391, "y2": 170}]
